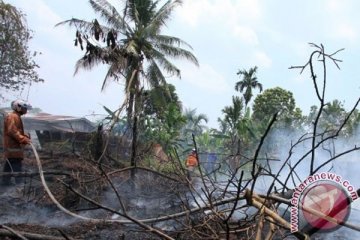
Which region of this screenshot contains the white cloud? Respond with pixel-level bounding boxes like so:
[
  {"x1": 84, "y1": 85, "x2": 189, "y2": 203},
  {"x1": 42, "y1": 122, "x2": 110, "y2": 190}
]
[
  {"x1": 232, "y1": 0, "x2": 262, "y2": 21},
  {"x1": 177, "y1": 62, "x2": 231, "y2": 94},
  {"x1": 176, "y1": 0, "x2": 262, "y2": 27},
  {"x1": 333, "y1": 23, "x2": 357, "y2": 42},
  {"x1": 9, "y1": 0, "x2": 62, "y2": 27},
  {"x1": 233, "y1": 25, "x2": 259, "y2": 45},
  {"x1": 176, "y1": 0, "x2": 262, "y2": 46},
  {"x1": 8, "y1": 0, "x2": 76, "y2": 52},
  {"x1": 322, "y1": 0, "x2": 358, "y2": 43},
  {"x1": 175, "y1": 0, "x2": 210, "y2": 27},
  {"x1": 291, "y1": 42, "x2": 313, "y2": 60},
  {"x1": 251, "y1": 50, "x2": 272, "y2": 68},
  {"x1": 292, "y1": 74, "x2": 308, "y2": 84},
  {"x1": 325, "y1": 0, "x2": 347, "y2": 13}
]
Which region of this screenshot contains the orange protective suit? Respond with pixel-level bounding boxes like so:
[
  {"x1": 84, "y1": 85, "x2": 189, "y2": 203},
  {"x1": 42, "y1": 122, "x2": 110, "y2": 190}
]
[{"x1": 3, "y1": 111, "x2": 30, "y2": 159}]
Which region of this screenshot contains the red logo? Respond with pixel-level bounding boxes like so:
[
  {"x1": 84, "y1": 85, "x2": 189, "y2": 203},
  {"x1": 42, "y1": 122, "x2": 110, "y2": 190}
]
[{"x1": 300, "y1": 182, "x2": 351, "y2": 231}]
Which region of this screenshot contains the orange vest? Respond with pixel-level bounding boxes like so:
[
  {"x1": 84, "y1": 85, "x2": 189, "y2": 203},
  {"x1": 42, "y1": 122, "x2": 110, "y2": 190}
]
[
  {"x1": 185, "y1": 153, "x2": 198, "y2": 167},
  {"x1": 3, "y1": 111, "x2": 30, "y2": 158}
]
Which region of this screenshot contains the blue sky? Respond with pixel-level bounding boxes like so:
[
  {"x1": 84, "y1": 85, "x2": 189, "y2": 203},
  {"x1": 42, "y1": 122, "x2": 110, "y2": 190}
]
[{"x1": 2, "y1": 0, "x2": 360, "y2": 128}]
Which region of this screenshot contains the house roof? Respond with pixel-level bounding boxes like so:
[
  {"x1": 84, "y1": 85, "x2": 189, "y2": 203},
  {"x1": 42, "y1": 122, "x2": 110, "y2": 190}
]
[
  {"x1": 0, "y1": 110, "x2": 96, "y2": 133},
  {"x1": 24, "y1": 113, "x2": 96, "y2": 133}
]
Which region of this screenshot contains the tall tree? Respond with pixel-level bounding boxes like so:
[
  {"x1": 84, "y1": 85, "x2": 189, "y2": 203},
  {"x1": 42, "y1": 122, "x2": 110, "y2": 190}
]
[
  {"x1": 57, "y1": 0, "x2": 198, "y2": 166},
  {"x1": 220, "y1": 96, "x2": 256, "y2": 156},
  {"x1": 220, "y1": 96, "x2": 244, "y2": 154},
  {"x1": 345, "y1": 109, "x2": 360, "y2": 138},
  {"x1": 252, "y1": 87, "x2": 304, "y2": 161},
  {"x1": 0, "y1": 1, "x2": 43, "y2": 94},
  {"x1": 142, "y1": 83, "x2": 182, "y2": 120},
  {"x1": 140, "y1": 83, "x2": 185, "y2": 150},
  {"x1": 306, "y1": 99, "x2": 349, "y2": 134},
  {"x1": 235, "y1": 66, "x2": 262, "y2": 107},
  {"x1": 221, "y1": 96, "x2": 244, "y2": 132},
  {"x1": 323, "y1": 99, "x2": 347, "y2": 129},
  {"x1": 182, "y1": 108, "x2": 208, "y2": 136},
  {"x1": 252, "y1": 87, "x2": 297, "y2": 123}
]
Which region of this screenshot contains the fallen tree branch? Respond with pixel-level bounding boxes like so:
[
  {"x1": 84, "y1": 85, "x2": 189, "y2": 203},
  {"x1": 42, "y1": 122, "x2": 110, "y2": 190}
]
[
  {"x1": 265, "y1": 216, "x2": 276, "y2": 240},
  {"x1": 245, "y1": 190, "x2": 310, "y2": 240},
  {"x1": 57, "y1": 229, "x2": 75, "y2": 240},
  {"x1": 255, "y1": 208, "x2": 265, "y2": 240},
  {"x1": 82, "y1": 166, "x2": 181, "y2": 184},
  {"x1": 62, "y1": 178, "x2": 247, "y2": 224},
  {"x1": 0, "y1": 171, "x2": 72, "y2": 178},
  {"x1": 0, "y1": 225, "x2": 28, "y2": 240},
  {"x1": 0, "y1": 228, "x2": 70, "y2": 240}
]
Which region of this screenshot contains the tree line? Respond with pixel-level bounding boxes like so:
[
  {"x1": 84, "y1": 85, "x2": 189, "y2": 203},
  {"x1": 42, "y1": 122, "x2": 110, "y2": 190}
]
[{"x1": 1, "y1": 0, "x2": 359, "y2": 166}]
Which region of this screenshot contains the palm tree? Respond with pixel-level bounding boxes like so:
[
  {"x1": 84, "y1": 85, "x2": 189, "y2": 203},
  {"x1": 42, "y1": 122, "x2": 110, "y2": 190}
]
[
  {"x1": 220, "y1": 96, "x2": 257, "y2": 157},
  {"x1": 220, "y1": 96, "x2": 244, "y2": 153},
  {"x1": 183, "y1": 108, "x2": 209, "y2": 136},
  {"x1": 57, "y1": 0, "x2": 198, "y2": 166},
  {"x1": 221, "y1": 96, "x2": 243, "y2": 131},
  {"x1": 235, "y1": 66, "x2": 263, "y2": 107}
]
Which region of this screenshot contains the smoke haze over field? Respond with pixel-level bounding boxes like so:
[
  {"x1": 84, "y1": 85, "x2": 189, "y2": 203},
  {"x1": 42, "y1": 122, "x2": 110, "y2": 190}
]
[{"x1": 259, "y1": 123, "x2": 360, "y2": 189}]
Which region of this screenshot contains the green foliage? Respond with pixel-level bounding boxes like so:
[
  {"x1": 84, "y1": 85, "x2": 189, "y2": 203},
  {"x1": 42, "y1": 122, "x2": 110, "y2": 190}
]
[
  {"x1": 235, "y1": 66, "x2": 262, "y2": 106},
  {"x1": 216, "y1": 66, "x2": 264, "y2": 157},
  {"x1": 142, "y1": 84, "x2": 181, "y2": 118},
  {"x1": 141, "y1": 156, "x2": 182, "y2": 176},
  {"x1": 251, "y1": 87, "x2": 305, "y2": 157},
  {"x1": 306, "y1": 99, "x2": 359, "y2": 137},
  {"x1": 252, "y1": 87, "x2": 297, "y2": 123},
  {"x1": 179, "y1": 108, "x2": 209, "y2": 151},
  {"x1": 0, "y1": 0, "x2": 43, "y2": 93},
  {"x1": 140, "y1": 101, "x2": 186, "y2": 151},
  {"x1": 139, "y1": 83, "x2": 185, "y2": 150},
  {"x1": 221, "y1": 96, "x2": 244, "y2": 131},
  {"x1": 101, "y1": 105, "x2": 128, "y2": 135},
  {"x1": 218, "y1": 96, "x2": 258, "y2": 156},
  {"x1": 321, "y1": 99, "x2": 347, "y2": 131},
  {"x1": 58, "y1": 0, "x2": 198, "y2": 164},
  {"x1": 345, "y1": 109, "x2": 360, "y2": 137},
  {"x1": 182, "y1": 108, "x2": 209, "y2": 137},
  {"x1": 195, "y1": 130, "x2": 229, "y2": 156}
]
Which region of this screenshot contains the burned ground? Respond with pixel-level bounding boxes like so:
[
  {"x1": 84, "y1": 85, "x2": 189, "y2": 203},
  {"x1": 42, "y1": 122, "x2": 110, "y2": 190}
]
[
  {"x1": 0, "y1": 151, "x2": 208, "y2": 240},
  {"x1": 0, "y1": 149, "x2": 282, "y2": 240},
  {"x1": 0, "y1": 143, "x2": 360, "y2": 240}
]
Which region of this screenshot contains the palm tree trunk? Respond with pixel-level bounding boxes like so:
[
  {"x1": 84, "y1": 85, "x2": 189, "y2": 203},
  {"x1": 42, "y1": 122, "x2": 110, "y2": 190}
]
[
  {"x1": 130, "y1": 70, "x2": 141, "y2": 179},
  {"x1": 127, "y1": 91, "x2": 134, "y2": 120},
  {"x1": 130, "y1": 115, "x2": 137, "y2": 168},
  {"x1": 130, "y1": 115, "x2": 137, "y2": 179}
]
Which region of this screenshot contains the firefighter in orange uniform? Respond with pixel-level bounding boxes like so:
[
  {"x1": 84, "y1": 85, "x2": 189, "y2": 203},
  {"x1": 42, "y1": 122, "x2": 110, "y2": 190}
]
[
  {"x1": 185, "y1": 148, "x2": 198, "y2": 181},
  {"x1": 2, "y1": 100, "x2": 32, "y2": 186}
]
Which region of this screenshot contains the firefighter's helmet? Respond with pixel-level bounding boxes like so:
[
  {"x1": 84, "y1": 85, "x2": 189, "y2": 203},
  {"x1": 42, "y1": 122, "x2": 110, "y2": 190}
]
[{"x1": 11, "y1": 99, "x2": 32, "y2": 112}]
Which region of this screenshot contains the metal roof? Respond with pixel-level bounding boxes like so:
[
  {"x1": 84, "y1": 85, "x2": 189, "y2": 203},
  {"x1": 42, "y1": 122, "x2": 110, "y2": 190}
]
[{"x1": 1, "y1": 110, "x2": 96, "y2": 133}]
